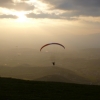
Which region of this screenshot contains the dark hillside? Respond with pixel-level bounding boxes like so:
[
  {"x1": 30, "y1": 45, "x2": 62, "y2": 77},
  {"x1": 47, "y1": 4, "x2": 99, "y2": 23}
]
[{"x1": 0, "y1": 77, "x2": 100, "y2": 100}]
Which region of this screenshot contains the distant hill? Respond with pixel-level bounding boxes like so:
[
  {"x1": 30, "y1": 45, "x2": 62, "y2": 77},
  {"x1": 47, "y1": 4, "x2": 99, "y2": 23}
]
[
  {"x1": 35, "y1": 67, "x2": 91, "y2": 84},
  {"x1": 0, "y1": 77, "x2": 100, "y2": 100},
  {"x1": 0, "y1": 66, "x2": 91, "y2": 84},
  {"x1": 36, "y1": 74, "x2": 71, "y2": 82}
]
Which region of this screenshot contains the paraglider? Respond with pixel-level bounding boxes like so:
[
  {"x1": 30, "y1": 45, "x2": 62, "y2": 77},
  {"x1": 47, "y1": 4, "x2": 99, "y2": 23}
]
[{"x1": 40, "y1": 43, "x2": 65, "y2": 66}]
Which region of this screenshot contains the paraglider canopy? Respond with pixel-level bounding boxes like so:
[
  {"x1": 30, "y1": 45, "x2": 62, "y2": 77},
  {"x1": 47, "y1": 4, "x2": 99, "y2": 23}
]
[{"x1": 40, "y1": 43, "x2": 65, "y2": 51}]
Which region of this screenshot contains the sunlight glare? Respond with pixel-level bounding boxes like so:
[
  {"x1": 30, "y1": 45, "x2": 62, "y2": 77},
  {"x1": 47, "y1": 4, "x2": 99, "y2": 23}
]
[{"x1": 16, "y1": 12, "x2": 27, "y2": 22}]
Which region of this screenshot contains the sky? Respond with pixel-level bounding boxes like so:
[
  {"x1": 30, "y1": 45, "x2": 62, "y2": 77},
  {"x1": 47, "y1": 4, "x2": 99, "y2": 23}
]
[{"x1": 0, "y1": 0, "x2": 100, "y2": 50}]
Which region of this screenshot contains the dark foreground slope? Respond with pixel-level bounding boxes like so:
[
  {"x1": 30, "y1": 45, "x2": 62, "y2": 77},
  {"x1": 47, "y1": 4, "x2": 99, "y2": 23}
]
[{"x1": 0, "y1": 77, "x2": 100, "y2": 100}]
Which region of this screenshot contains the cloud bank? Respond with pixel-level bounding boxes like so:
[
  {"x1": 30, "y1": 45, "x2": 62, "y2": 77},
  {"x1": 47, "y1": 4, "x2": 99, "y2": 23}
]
[
  {"x1": 0, "y1": 0, "x2": 100, "y2": 20},
  {"x1": 41, "y1": 0, "x2": 100, "y2": 16}
]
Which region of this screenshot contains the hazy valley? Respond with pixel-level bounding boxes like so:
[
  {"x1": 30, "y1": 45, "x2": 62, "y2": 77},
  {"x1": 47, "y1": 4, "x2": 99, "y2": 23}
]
[{"x1": 0, "y1": 48, "x2": 100, "y2": 85}]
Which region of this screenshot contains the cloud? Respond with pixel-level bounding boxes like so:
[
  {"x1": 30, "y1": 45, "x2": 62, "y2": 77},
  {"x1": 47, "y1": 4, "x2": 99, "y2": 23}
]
[
  {"x1": 40, "y1": 0, "x2": 100, "y2": 17},
  {"x1": 25, "y1": 0, "x2": 100, "y2": 20},
  {"x1": 26, "y1": 12, "x2": 61, "y2": 19},
  {"x1": 13, "y1": 2, "x2": 34, "y2": 11},
  {"x1": 26, "y1": 12, "x2": 78, "y2": 20},
  {"x1": 0, "y1": 14, "x2": 18, "y2": 19},
  {"x1": 0, "y1": 0, "x2": 34, "y2": 11},
  {"x1": 0, "y1": 0, "x2": 13, "y2": 8}
]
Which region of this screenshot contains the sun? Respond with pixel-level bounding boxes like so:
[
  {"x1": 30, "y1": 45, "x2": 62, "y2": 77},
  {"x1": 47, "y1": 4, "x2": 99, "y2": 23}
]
[
  {"x1": 16, "y1": 12, "x2": 27, "y2": 22},
  {"x1": 17, "y1": 14, "x2": 27, "y2": 22}
]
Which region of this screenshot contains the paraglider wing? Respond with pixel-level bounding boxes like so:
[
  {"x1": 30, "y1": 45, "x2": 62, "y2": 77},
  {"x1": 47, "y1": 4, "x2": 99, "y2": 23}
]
[{"x1": 40, "y1": 43, "x2": 65, "y2": 51}]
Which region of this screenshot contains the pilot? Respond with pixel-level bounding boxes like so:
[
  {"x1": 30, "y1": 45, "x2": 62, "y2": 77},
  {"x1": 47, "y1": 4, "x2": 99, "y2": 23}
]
[{"x1": 52, "y1": 62, "x2": 55, "y2": 66}]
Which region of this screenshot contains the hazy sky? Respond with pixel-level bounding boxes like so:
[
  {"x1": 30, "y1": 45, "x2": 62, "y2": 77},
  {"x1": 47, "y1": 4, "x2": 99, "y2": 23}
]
[{"x1": 0, "y1": 0, "x2": 100, "y2": 50}]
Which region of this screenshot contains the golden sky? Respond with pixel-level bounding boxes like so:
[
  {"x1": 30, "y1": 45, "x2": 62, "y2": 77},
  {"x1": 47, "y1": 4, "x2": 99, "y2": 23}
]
[{"x1": 0, "y1": 0, "x2": 100, "y2": 49}]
